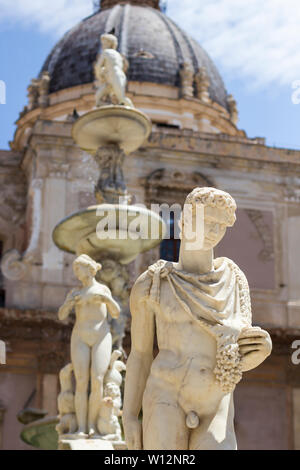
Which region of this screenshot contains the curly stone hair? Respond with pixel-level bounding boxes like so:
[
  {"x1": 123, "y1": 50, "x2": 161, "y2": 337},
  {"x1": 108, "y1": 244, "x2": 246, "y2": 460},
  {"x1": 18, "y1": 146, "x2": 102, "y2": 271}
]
[
  {"x1": 100, "y1": 33, "x2": 118, "y2": 50},
  {"x1": 185, "y1": 187, "x2": 237, "y2": 227},
  {"x1": 73, "y1": 254, "x2": 102, "y2": 278}
]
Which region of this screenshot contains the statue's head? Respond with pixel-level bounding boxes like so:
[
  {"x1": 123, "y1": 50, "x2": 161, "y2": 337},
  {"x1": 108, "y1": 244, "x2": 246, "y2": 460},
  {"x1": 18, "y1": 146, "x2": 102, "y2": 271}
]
[
  {"x1": 181, "y1": 187, "x2": 237, "y2": 251},
  {"x1": 101, "y1": 33, "x2": 118, "y2": 50},
  {"x1": 73, "y1": 254, "x2": 102, "y2": 283},
  {"x1": 104, "y1": 383, "x2": 120, "y2": 399}
]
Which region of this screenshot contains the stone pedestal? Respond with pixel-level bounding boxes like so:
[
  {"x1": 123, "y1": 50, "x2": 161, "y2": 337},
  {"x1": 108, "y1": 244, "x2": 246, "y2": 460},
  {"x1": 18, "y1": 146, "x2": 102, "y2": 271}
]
[{"x1": 58, "y1": 436, "x2": 127, "y2": 451}]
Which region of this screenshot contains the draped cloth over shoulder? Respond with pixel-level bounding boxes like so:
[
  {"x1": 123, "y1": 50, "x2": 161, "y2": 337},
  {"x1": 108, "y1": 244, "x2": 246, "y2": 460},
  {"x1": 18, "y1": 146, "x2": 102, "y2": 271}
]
[{"x1": 147, "y1": 258, "x2": 252, "y2": 393}]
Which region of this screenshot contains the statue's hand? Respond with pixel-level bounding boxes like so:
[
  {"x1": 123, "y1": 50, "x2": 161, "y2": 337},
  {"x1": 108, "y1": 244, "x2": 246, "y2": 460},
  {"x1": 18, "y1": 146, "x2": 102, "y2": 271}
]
[
  {"x1": 238, "y1": 326, "x2": 272, "y2": 372},
  {"x1": 66, "y1": 289, "x2": 81, "y2": 302},
  {"x1": 58, "y1": 289, "x2": 80, "y2": 320},
  {"x1": 123, "y1": 416, "x2": 142, "y2": 450},
  {"x1": 71, "y1": 291, "x2": 81, "y2": 302}
]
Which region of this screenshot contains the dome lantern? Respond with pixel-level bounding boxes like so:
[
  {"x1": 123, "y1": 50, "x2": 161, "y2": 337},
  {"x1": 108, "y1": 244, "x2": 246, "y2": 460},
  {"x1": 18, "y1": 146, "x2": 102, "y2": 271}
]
[{"x1": 98, "y1": 0, "x2": 160, "y2": 10}]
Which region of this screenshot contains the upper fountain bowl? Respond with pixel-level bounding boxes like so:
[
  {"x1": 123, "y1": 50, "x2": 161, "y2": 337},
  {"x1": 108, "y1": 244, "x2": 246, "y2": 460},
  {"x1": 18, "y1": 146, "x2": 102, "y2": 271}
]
[{"x1": 72, "y1": 105, "x2": 152, "y2": 155}]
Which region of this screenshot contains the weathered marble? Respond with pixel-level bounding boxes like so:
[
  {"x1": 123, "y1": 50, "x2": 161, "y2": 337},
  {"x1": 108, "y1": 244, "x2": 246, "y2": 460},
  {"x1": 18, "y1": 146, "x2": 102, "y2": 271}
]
[
  {"x1": 94, "y1": 33, "x2": 133, "y2": 108},
  {"x1": 0, "y1": 340, "x2": 5, "y2": 364},
  {"x1": 57, "y1": 254, "x2": 124, "y2": 440},
  {"x1": 123, "y1": 187, "x2": 272, "y2": 450}
]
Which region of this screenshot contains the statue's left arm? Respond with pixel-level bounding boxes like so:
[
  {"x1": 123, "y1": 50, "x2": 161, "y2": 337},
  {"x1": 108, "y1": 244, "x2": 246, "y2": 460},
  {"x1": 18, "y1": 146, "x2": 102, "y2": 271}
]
[
  {"x1": 94, "y1": 53, "x2": 105, "y2": 81},
  {"x1": 104, "y1": 294, "x2": 121, "y2": 319},
  {"x1": 58, "y1": 289, "x2": 77, "y2": 321},
  {"x1": 236, "y1": 265, "x2": 272, "y2": 371},
  {"x1": 95, "y1": 290, "x2": 121, "y2": 319}
]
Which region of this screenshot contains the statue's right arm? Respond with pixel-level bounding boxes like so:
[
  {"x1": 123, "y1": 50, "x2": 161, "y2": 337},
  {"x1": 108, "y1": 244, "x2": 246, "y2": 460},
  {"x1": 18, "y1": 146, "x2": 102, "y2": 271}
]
[
  {"x1": 123, "y1": 271, "x2": 154, "y2": 450},
  {"x1": 58, "y1": 289, "x2": 76, "y2": 321},
  {"x1": 94, "y1": 53, "x2": 105, "y2": 82}
]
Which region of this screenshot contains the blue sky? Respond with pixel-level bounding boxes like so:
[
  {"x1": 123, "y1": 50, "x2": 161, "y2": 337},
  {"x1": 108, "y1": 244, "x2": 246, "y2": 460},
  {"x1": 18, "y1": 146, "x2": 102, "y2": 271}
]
[{"x1": 0, "y1": 0, "x2": 299, "y2": 150}]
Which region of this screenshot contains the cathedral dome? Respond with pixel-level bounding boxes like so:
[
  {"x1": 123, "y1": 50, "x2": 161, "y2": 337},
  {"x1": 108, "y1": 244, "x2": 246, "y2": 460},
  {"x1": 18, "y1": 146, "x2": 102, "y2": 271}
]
[{"x1": 40, "y1": 2, "x2": 229, "y2": 110}]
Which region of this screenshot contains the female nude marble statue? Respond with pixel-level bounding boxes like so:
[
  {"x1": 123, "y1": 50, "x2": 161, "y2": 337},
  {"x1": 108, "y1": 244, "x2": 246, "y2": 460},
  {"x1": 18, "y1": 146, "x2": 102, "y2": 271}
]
[
  {"x1": 94, "y1": 33, "x2": 133, "y2": 108},
  {"x1": 58, "y1": 254, "x2": 120, "y2": 437},
  {"x1": 123, "y1": 187, "x2": 272, "y2": 450}
]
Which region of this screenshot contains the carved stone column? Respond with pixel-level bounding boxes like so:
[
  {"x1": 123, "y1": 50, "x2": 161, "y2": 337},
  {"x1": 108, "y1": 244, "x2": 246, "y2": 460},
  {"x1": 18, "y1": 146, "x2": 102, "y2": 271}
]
[
  {"x1": 180, "y1": 62, "x2": 194, "y2": 98},
  {"x1": 0, "y1": 340, "x2": 5, "y2": 364},
  {"x1": 195, "y1": 67, "x2": 211, "y2": 103}
]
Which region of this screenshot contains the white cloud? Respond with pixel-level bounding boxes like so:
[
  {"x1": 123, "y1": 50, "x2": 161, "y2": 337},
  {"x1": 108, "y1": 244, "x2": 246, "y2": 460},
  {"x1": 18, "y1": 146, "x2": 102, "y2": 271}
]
[
  {"x1": 0, "y1": 0, "x2": 299, "y2": 88},
  {"x1": 168, "y1": 0, "x2": 300, "y2": 89},
  {"x1": 0, "y1": 0, "x2": 93, "y2": 36}
]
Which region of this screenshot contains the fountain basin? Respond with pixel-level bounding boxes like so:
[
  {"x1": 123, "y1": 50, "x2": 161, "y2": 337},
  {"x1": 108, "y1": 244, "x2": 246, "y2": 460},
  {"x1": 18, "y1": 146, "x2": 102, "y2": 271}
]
[
  {"x1": 21, "y1": 416, "x2": 59, "y2": 450},
  {"x1": 72, "y1": 106, "x2": 152, "y2": 154},
  {"x1": 53, "y1": 204, "x2": 166, "y2": 264}
]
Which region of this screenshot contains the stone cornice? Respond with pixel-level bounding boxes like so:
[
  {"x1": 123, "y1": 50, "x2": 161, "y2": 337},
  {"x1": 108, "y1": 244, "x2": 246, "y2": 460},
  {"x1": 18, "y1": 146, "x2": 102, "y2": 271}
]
[
  {"x1": 0, "y1": 308, "x2": 73, "y2": 373},
  {"x1": 147, "y1": 130, "x2": 300, "y2": 164},
  {"x1": 12, "y1": 81, "x2": 239, "y2": 151},
  {"x1": 21, "y1": 119, "x2": 300, "y2": 165},
  {"x1": 0, "y1": 308, "x2": 73, "y2": 345},
  {"x1": 0, "y1": 150, "x2": 23, "y2": 167}
]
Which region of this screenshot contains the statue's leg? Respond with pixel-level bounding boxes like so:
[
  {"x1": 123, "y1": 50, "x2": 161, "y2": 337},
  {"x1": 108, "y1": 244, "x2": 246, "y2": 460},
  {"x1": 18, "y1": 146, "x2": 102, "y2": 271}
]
[
  {"x1": 71, "y1": 333, "x2": 90, "y2": 435},
  {"x1": 96, "y1": 84, "x2": 109, "y2": 106},
  {"x1": 111, "y1": 74, "x2": 133, "y2": 107},
  {"x1": 189, "y1": 393, "x2": 237, "y2": 450},
  {"x1": 143, "y1": 392, "x2": 188, "y2": 450},
  {"x1": 89, "y1": 329, "x2": 112, "y2": 436}
]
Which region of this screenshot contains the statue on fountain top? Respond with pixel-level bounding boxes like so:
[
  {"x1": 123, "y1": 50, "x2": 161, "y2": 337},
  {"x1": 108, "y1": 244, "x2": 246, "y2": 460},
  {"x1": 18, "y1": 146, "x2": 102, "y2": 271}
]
[{"x1": 94, "y1": 33, "x2": 134, "y2": 108}]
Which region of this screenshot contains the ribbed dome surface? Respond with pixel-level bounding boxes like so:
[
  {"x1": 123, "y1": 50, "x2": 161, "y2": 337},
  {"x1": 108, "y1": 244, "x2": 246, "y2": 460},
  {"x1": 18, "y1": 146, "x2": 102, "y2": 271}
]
[{"x1": 40, "y1": 4, "x2": 228, "y2": 109}]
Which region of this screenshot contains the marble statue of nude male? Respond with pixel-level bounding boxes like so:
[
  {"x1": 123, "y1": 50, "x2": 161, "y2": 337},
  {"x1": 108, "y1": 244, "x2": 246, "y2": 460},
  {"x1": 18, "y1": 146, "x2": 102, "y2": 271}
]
[
  {"x1": 123, "y1": 187, "x2": 272, "y2": 450},
  {"x1": 94, "y1": 33, "x2": 133, "y2": 108}
]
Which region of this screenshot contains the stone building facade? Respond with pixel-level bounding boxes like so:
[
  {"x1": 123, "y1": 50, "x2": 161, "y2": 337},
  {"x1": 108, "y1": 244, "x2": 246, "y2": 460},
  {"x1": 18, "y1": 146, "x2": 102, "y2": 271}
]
[{"x1": 0, "y1": 0, "x2": 299, "y2": 449}]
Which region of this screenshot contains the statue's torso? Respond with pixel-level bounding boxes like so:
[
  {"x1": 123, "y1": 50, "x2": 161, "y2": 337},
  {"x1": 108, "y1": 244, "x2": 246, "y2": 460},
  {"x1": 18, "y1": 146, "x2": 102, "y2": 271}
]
[
  {"x1": 102, "y1": 49, "x2": 124, "y2": 72},
  {"x1": 144, "y1": 277, "x2": 225, "y2": 417},
  {"x1": 73, "y1": 284, "x2": 111, "y2": 346}
]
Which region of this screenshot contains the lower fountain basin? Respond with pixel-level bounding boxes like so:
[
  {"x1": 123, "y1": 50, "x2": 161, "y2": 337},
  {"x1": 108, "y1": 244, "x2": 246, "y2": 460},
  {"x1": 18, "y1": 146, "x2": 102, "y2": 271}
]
[{"x1": 21, "y1": 416, "x2": 59, "y2": 450}]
